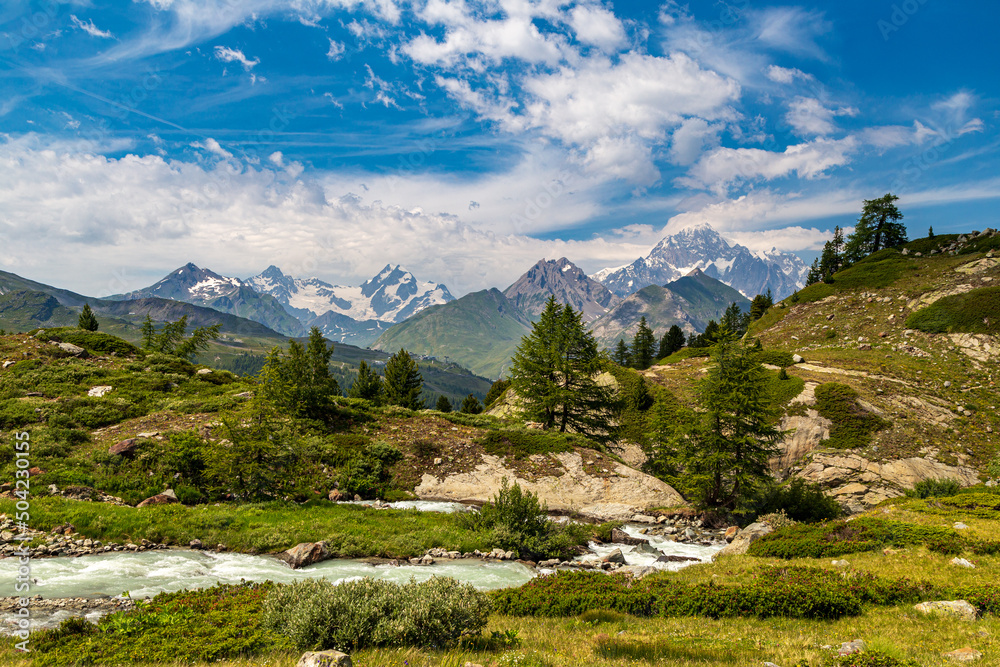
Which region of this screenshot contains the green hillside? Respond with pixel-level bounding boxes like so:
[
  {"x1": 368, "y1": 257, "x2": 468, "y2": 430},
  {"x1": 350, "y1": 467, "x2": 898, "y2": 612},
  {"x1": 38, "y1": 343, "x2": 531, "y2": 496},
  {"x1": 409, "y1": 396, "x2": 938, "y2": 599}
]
[
  {"x1": 373, "y1": 288, "x2": 533, "y2": 379},
  {"x1": 590, "y1": 270, "x2": 751, "y2": 349}
]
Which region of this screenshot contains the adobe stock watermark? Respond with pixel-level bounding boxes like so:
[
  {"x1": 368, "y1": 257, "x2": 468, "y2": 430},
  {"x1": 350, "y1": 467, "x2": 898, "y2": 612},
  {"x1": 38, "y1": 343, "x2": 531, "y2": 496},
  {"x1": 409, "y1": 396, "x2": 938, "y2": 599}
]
[
  {"x1": 510, "y1": 170, "x2": 576, "y2": 234},
  {"x1": 889, "y1": 123, "x2": 965, "y2": 193},
  {"x1": 11, "y1": 431, "x2": 32, "y2": 653},
  {"x1": 878, "y1": 0, "x2": 931, "y2": 41}
]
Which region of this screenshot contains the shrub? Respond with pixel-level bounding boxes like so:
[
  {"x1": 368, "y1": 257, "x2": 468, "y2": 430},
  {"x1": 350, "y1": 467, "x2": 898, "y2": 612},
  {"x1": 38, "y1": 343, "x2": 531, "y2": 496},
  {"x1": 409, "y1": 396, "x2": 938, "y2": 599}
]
[
  {"x1": 758, "y1": 350, "x2": 795, "y2": 367},
  {"x1": 905, "y1": 286, "x2": 1000, "y2": 335},
  {"x1": 906, "y1": 478, "x2": 961, "y2": 498},
  {"x1": 0, "y1": 398, "x2": 41, "y2": 428},
  {"x1": 826, "y1": 651, "x2": 921, "y2": 667},
  {"x1": 814, "y1": 383, "x2": 890, "y2": 449},
  {"x1": 477, "y1": 429, "x2": 597, "y2": 459},
  {"x1": 338, "y1": 442, "x2": 403, "y2": 499},
  {"x1": 757, "y1": 479, "x2": 844, "y2": 523},
  {"x1": 262, "y1": 577, "x2": 491, "y2": 652},
  {"x1": 493, "y1": 567, "x2": 876, "y2": 620},
  {"x1": 40, "y1": 329, "x2": 139, "y2": 356},
  {"x1": 747, "y1": 517, "x2": 965, "y2": 559}
]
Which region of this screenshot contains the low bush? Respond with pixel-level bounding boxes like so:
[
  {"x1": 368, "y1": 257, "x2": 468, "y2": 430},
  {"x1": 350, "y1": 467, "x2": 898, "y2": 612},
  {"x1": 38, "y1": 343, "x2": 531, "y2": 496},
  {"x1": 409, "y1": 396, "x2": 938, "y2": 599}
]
[
  {"x1": 906, "y1": 478, "x2": 961, "y2": 498},
  {"x1": 37, "y1": 329, "x2": 140, "y2": 357},
  {"x1": 491, "y1": 567, "x2": 930, "y2": 621},
  {"x1": 814, "y1": 383, "x2": 890, "y2": 449},
  {"x1": 758, "y1": 350, "x2": 795, "y2": 367},
  {"x1": 825, "y1": 651, "x2": 921, "y2": 667},
  {"x1": 262, "y1": 577, "x2": 491, "y2": 652},
  {"x1": 477, "y1": 429, "x2": 596, "y2": 459},
  {"x1": 756, "y1": 479, "x2": 844, "y2": 523},
  {"x1": 30, "y1": 582, "x2": 286, "y2": 666},
  {"x1": 905, "y1": 286, "x2": 1000, "y2": 335},
  {"x1": 746, "y1": 517, "x2": 965, "y2": 559}
]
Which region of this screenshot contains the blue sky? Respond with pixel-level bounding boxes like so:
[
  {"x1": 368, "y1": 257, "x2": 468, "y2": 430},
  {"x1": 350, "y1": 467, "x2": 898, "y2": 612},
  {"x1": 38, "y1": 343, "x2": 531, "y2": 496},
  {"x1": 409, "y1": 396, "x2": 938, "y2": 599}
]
[{"x1": 0, "y1": 0, "x2": 997, "y2": 297}]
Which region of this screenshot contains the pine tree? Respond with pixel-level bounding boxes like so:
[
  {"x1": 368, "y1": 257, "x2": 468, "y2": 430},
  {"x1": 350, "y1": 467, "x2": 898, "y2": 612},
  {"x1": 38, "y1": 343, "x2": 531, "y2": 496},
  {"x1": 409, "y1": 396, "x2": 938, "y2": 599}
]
[
  {"x1": 805, "y1": 257, "x2": 822, "y2": 286},
  {"x1": 435, "y1": 395, "x2": 452, "y2": 412},
  {"x1": 749, "y1": 294, "x2": 769, "y2": 321},
  {"x1": 78, "y1": 304, "x2": 99, "y2": 331},
  {"x1": 720, "y1": 302, "x2": 749, "y2": 338},
  {"x1": 928, "y1": 225, "x2": 934, "y2": 239},
  {"x1": 348, "y1": 360, "x2": 383, "y2": 404},
  {"x1": 508, "y1": 297, "x2": 613, "y2": 438},
  {"x1": 383, "y1": 349, "x2": 423, "y2": 410},
  {"x1": 613, "y1": 339, "x2": 631, "y2": 366},
  {"x1": 631, "y1": 317, "x2": 656, "y2": 369},
  {"x1": 680, "y1": 338, "x2": 783, "y2": 510},
  {"x1": 258, "y1": 327, "x2": 340, "y2": 421},
  {"x1": 818, "y1": 226, "x2": 845, "y2": 280},
  {"x1": 844, "y1": 193, "x2": 906, "y2": 264},
  {"x1": 460, "y1": 394, "x2": 482, "y2": 414},
  {"x1": 484, "y1": 379, "x2": 511, "y2": 409},
  {"x1": 141, "y1": 315, "x2": 156, "y2": 350},
  {"x1": 664, "y1": 325, "x2": 685, "y2": 357}
]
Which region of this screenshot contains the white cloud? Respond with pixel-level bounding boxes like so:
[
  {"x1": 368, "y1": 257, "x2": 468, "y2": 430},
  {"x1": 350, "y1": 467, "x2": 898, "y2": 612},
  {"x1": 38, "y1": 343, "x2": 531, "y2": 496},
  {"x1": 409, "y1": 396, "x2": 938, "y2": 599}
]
[
  {"x1": 70, "y1": 15, "x2": 115, "y2": 39},
  {"x1": 568, "y1": 5, "x2": 627, "y2": 50},
  {"x1": 751, "y1": 7, "x2": 831, "y2": 60},
  {"x1": 326, "y1": 38, "x2": 346, "y2": 60},
  {"x1": 785, "y1": 97, "x2": 858, "y2": 137},
  {"x1": 669, "y1": 117, "x2": 722, "y2": 166},
  {"x1": 679, "y1": 137, "x2": 858, "y2": 193},
  {"x1": 765, "y1": 65, "x2": 811, "y2": 84},
  {"x1": 190, "y1": 137, "x2": 233, "y2": 160},
  {"x1": 214, "y1": 46, "x2": 260, "y2": 70},
  {"x1": 862, "y1": 121, "x2": 938, "y2": 148}
]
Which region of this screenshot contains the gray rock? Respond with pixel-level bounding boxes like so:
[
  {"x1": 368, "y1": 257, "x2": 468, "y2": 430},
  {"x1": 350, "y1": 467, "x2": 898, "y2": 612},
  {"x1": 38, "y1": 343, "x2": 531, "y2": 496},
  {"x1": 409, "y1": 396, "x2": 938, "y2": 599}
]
[
  {"x1": 610, "y1": 528, "x2": 645, "y2": 545},
  {"x1": 914, "y1": 600, "x2": 978, "y2": 622},
  {"x1": 953, "y1": 522, "x2": 969, "y2": 530},
  {"x1": 189, "y1": 539, "x2": 203, "y2": 549},
  {"x1": 88, "y1": 385, "x2": 113, "y2": 397},
  {"x1": 603, "y1": 548, "x2": 626, "y2": 564},
  {"x1": 296, "y1": 651, "x2": 352, "y2": 667},
  {"x1": 714, "y1": 522, "x2": 773, "y2": 559},
  {"x1": 108, "y1": 438, "x2": 139, "y2": 456},
  {"x1": 950, "y1": 557, "x2": 975, "y2": 569},
  {"x1": 943, "y1": 647, "x2": 982, "y2": 662},
  {"x1": 161, "y1": 489, "x2": 177, "y2": 500},
  {"x1": 196, "y1": 368, "x2": 213, "y2": 375},
  {"x1": 838, "y1": 640, "x2": 865, "y2": 656},
  {"x1": 831, "y1": 559, "x2": 850, "y2": 568},
  {"x1": 618, "y1": 565, "x2": 657, "y2": 579},
  {"x1": 281, "y1": 542, "x2": 330, "y2": 569},
  {"x1": 55, "y1": 342, "x2": 87, "y2": 357},
  {"x1": 136, "y1": 493, "x2": 179, "y2": 508},
  {"x1": 792, "y1": 354, "x2": 804, "y2": 363}
]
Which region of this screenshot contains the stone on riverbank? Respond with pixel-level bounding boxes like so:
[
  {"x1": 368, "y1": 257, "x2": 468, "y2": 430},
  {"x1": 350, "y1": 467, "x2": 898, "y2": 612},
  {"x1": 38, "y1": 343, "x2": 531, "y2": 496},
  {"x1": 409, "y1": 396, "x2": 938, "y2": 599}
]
[{"x1": 296, "y1": 650, "x2": 352, "y2": 667}]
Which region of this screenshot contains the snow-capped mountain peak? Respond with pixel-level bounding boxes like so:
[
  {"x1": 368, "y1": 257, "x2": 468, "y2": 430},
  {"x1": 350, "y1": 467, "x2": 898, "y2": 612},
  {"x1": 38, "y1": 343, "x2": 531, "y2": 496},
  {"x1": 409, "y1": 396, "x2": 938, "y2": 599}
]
[{"x1": 592, "y1": 224, "x2": 807, "y2": 300}]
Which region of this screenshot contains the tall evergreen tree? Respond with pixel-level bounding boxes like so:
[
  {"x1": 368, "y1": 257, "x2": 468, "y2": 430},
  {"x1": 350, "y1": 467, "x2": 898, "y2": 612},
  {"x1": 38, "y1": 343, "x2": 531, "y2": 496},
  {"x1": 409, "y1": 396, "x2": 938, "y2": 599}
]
[
  {"x1": 78, "y1": 304, "x2": 99, "y2": 331},
  {"x1": 720, "y1": 302, "x2": 749, "y2": 338},
  {"x1": 631, "y1": 317, "x2": 656, "y2": 369},
  {"x1": 663, "y1": 325, "x2": 685, "y2": 357},
  {"x1": 259, "y1": 327, "x2": 340, "y2": 421},
  {"x1": 508, "y1": 297, "x2": 613, "y2": 438},
  {"x1": 818, "y1": 226, "x2": 845, "y2": 281},
  {"x1": 383, "y1": 349, "x2": 423, "y2": 410},
  {"x1": 928, "y1": 225, "x2": 934, "y2": 239},
  {"x1": 141, "y1": 315, "x2": 156, "y2": 350},
  {"x1": 460, "y1": 394, "x2": 483, "y2": 414},
  {"x1": 613, "y1": 339, "x2": 631, "y2": 366},
  {"x1": 749, "y1": 294, "x2": 770, "y2": 321},
  {"x1": 484, "y1": 379, "x2": 511, "y2": 409},
  {"x1": 435, "y1": 395, "x2": 452, "y2": 412},
  {"x1": 844, "y1": 193, "x2": 906, "y2": 263},
  {"x1": 681, "y1": 339, "x2": 782, "y2": 510},
  {"x1": 348, "y1": 360, "x2": 383, "y2": 404},
  {"x1": 805, "y1": 257, "x2": 822, "y2": 286}
]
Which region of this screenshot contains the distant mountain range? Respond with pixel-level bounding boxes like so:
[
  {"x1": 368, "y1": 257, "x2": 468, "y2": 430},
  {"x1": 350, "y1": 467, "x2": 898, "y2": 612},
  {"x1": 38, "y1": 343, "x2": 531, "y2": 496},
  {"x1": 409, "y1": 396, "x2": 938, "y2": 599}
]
[
  {"x1": 502, "y1": 257, "x2": 620, "y2": 322},
  {"x1": 111, "y1": 263, "x2": 454, "y2": 346},
  {"x1": 590, "y1": 269, "x2": 750, "y2": 349},
  {"x1": 592, "y1": 223, "x2": 808, "y2": 300}
]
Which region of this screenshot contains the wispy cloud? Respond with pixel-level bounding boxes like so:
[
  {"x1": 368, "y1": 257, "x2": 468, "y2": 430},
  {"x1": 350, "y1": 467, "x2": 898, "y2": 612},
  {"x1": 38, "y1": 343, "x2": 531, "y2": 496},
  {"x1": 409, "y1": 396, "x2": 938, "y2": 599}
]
[
  {"x1": 70, "y1": 15, "x2": 115, "y2": 39},
  {"x1": 214, "y1": 46, "x2": 260, "y2": 70}
]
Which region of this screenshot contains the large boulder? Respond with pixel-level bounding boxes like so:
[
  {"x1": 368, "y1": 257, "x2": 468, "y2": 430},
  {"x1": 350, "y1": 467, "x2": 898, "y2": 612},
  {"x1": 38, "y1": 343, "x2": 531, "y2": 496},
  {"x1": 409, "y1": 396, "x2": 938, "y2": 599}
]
[
  {"x1": 713, "y1": 522, "x2": 773, "y2": 559},
  {"x1": 610, "y1": 528, "x2": 645, "y2": 545},
  {"x1": 108, "y1": 438, "x2": 139, "y2": 457},
  {"x1": 296, "y1": 651, "x2": 352, "y2": 667},
  {"x1": 914, "y1": 600, "x2": 978, "y2": 622},
  {"x1": 280, "y1": 542, "x2": 330, "y2": 569},
  {"x1": 136, "y1": 493, "x2": 179, "y2": 508}
]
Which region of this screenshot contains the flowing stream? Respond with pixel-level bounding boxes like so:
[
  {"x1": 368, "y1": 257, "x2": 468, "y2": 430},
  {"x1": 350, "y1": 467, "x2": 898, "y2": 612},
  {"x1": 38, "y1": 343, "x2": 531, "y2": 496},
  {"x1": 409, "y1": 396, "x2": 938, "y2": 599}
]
[{"x1": 0, "y1": 504, "x2": 725, "y2": 633}]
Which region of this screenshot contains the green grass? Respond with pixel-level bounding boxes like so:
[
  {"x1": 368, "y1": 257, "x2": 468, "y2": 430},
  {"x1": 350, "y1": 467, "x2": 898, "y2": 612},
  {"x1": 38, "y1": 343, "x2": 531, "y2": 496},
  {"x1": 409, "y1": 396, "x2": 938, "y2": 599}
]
[
  {"x1": 813, "y1": 383, "x2": 891, "y2": 449},
  {"x1": 1, "y1": 497, "x2": 497, "y2": 557},
  {"x1": 905, "y1": 286, "x2": 1000, "y2": 335},
  {"x1": 477, "y1": 429, "x2": 581, "y2": 459},
  {"x1": 657, "y1": 347, "x2": 711, "y2": 364}
]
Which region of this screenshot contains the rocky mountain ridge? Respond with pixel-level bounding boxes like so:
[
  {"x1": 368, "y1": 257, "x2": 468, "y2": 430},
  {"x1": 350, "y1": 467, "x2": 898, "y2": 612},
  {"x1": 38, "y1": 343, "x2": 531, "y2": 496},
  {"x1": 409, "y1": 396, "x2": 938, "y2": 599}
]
[{"x1": 502, "y1": 258, "x2": 621, "y2": 323}]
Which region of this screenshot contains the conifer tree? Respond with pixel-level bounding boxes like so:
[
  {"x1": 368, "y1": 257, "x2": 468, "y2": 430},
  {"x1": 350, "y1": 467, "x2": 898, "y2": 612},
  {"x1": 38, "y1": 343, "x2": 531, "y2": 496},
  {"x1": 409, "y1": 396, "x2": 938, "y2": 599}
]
[
  {"x1": 613, "y1": 339, "x2": 631, "y2": 366},
  {"x1": 348, "y1": 360, "x2": 383, "y2": 404},
  {"x1": 383, "y1": 349, "x2": 423, "y2": 410},
  {"x1": 720, "y1": 302, "x2": 749, "y2": 338},
  {"x1": 818, "y1": 226, "x2": 845, "y2": 280},
  {"x1": 680, "y1": 338, "x2": 782, "y2": 510},
  {"x1": 78, "y1": 304, "x2": 99, "y2": 331},
  {"x1": 660, "y1": 324, "x2": 685, "y2": 358},
  {"x1": 460, "y1": 394, "x2": 482, "y2": 414},
  {"x1": 631, "y1": 317, "x2": 656, "y2": 369},
  {"x1": 928, "y1": 225, "x2": 934, "y2": 239},
  {"x1": 484, "y1": 379, "x2": 510, "y2": 409},
  {"x1": 844, "y1": 193, "x2": 906, "y2": 264},
  {"x1": 141, "y1": 315, "x2": 156, "y2": 350},
  {"x1": 805, "y1": 258, "x2": 822, "y2": 286},
  {"x1": 435, "y1": 395, "x2": 452, "y2": 412},
  {"x1": 508, "y1": 297, "x2": 613, "y2": 438},
  {"x1": 258, "y1": 327, "x2": 340, "y2": 421}
]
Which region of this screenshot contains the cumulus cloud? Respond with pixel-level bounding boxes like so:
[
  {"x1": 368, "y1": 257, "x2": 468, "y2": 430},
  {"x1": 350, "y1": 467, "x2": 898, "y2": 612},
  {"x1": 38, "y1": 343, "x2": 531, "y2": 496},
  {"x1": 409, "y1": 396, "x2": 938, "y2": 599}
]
[
  {"x1": 214, "y1": 46, "x2": 260, "y2": 70},
  {"x1": 765, "y1": 65, "x2": 811, "y2": 84},
  {"x1": 679, "y1": 137, "x2": 858, "y2": 193},
  {"x1": 568, "y1": 5, "x2": 627, "y2": 50}
]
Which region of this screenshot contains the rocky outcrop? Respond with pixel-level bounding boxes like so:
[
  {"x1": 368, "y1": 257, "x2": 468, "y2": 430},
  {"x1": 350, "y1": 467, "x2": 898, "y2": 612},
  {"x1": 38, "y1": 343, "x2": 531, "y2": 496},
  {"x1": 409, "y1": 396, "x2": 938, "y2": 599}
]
[
  {"x1": 136, "y1": 492, "x2": 179, "y2": 508},
  {"x1": 795, "y1": 452, "x2": 980, "y2": 512},
  {"x1": 914, "y1": 600, "x2": 978, "y2": 622},
  {"x1": 949, "y1": 333, "x2": 998, "y2": 363},
  {"x1": 713, "y1": 522, "x2": 772, "y2": 559},
  {"x1": 108, "y1": 438, "x2": 139, "y2": 457},
  {"x1": 414, "y1": 451, "x2": 685, "y2": 521}
]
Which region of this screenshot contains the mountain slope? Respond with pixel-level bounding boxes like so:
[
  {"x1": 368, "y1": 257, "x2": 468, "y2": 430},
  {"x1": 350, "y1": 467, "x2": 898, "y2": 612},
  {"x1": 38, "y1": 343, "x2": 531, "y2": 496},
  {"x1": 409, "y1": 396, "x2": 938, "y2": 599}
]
[
  {"x1": 589, "y1": 270, "x2": 750, "y2": 349},
  {"x1": 594, "y1": 223, "x2": 807, "y2": 299},
  {"x1": 503, "y1": 257, "x2": 620, "y2": 323},
  {"x1": 372, "y1": 289, "x2": 533, "y2": 379},
  {"x1": 110, "y1": 264, "x2": 305, "y2": 337}
]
